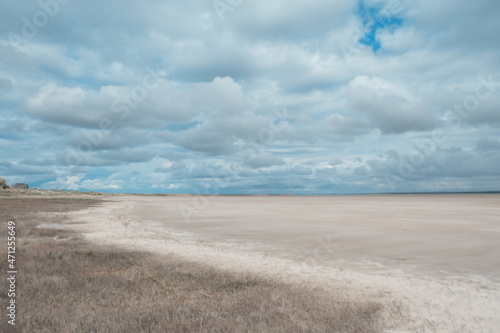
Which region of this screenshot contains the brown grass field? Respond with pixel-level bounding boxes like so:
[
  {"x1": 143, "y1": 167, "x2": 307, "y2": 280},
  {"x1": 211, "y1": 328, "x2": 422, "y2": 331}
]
[{"x1": 0, "y1": 198, "x2": 386, "y2": 332}]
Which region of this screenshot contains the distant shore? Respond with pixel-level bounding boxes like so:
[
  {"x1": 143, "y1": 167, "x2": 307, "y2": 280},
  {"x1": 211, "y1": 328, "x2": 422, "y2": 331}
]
[{"x1": 2, "y1": 186, "x2": 499, "y2": 197}]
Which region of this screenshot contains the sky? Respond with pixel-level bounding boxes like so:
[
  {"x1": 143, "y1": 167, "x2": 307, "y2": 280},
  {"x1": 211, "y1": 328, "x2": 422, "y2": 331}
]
[{"x1": 0, "y1": 0, "x2": 499, "y2": 194}]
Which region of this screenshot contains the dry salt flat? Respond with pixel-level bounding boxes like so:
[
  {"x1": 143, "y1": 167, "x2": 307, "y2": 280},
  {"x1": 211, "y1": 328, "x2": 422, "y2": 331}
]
[{"x1": 63, "y1": 194, "x2": 500, "y2": 332}]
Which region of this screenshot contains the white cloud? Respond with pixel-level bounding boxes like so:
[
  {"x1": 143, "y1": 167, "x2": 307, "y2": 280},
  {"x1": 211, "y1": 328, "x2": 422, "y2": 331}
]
[
  {"x1": 42, "y1": 174, "x2": 84, "y2": 191},
  {"x1": 24, "y1": 76, "x2": 246, "y2": 129},
  {"x1": 347, "y1": 75, "x2": 438, "y2": 133}
]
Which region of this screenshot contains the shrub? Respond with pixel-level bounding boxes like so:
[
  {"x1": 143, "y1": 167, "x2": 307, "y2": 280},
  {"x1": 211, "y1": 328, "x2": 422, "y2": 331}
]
[{"x1": 0, "y1": 177, "x2": 9, "y2": 189}]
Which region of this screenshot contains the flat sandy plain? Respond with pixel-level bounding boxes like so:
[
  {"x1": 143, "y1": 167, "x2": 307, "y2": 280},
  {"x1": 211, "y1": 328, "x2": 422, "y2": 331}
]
[
  {"x1": 4, "y1": 191, "x2": 495, "y2": 331},
  {"x1": 61, "y1": 193, "x2": 500, "y2": 332}
]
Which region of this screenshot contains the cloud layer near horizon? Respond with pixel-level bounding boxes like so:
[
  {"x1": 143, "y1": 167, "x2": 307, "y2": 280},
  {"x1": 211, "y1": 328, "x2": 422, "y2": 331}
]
[{"x1": 1, "y1": 0, "x2": 499, "y2": 193}]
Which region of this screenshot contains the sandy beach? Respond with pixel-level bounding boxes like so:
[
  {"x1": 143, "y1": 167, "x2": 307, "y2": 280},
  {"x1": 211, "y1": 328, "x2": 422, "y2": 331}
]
[{"x1": 60, "y1": 194, "x2": 500, "y2": 332}]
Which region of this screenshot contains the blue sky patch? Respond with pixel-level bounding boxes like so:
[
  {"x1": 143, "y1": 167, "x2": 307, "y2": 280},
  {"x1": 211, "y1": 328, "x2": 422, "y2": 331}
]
[{"x1": 357, "y1": 0, "x2": 404, "y2": 51}]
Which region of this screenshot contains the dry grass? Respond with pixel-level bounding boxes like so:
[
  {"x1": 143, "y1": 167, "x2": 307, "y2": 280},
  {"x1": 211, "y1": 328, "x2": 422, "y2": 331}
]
[{"x1": 0, "y1": 198, "x2": 386, "y2": 332}]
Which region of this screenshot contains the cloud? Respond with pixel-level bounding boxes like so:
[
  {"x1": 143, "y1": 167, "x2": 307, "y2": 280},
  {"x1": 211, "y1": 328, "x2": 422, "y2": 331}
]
[
  {"x1": 326, "y1": 114, "x2": 370, "y2": 137},
  {"x1": 466, "y1": 92, "x2": 500, "y2": 127},
  {"x1": 25, "y1": 83, "x2": 120, "y2": 128},
  {"x1": 95, "y1": 148, "x2": 156, "y2": 164},
  {"x1": 170, "y1": 113, "x2": 274, "y2": 155},
  {"x1": 80, "y1": 178, "x2": 123, "y2": 190},
  {"x1": 292, "y1": 164, "x2": 313, "y2": 175},
  {"x1": 155, "y1": 161, "x2": 185, "y2": 173},
  {"x1": 0, "y1": 77, "x2": 12, "y2": 89},
  {"x1": 42, "y1": 174, "x2": 84, "y2": 191},
  {"x1": 0, "y1": 160, "x2": 52, "y2": 176},
  {"x1": 1, "y1": 0, "x2": 500, "y2": 193},
  {"x1": 228, "y1": 1, "x2": 355, "y2": 41},
  {"x1": 409, "y1": 0, "x2": 500, "y2": 53},
  {"x1": 476, "y1": 137, "x2": 500, "y2": 152},
  {"x1": 244, "y1": 152, "x2": 285, "y2": 169},
  {"x1": 41, "y1": 173, "x2": 124, "y2": 191},
  {"x1": 348, "y1": 76, "x2": 438, "y2": 133},
  {"x1": 24, "y1": 76, "x2": 246, "y2": 129}
]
